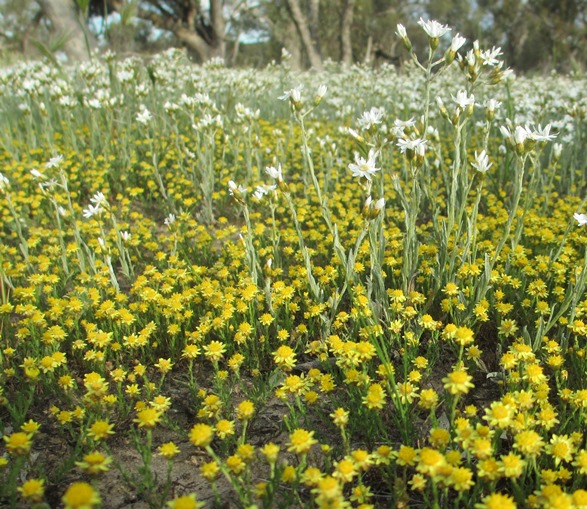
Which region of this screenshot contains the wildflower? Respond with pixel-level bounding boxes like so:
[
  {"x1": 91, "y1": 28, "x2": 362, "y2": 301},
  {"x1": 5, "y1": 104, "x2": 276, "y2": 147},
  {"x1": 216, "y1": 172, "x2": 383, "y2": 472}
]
[
  {"x1": 418, "y1": 18, "x2": 451, "y2": 39},
  {"x1": 200, "y1": 461, "x2": 220, "y2": 481},
  {"x1": 134, "y1": 408, "x2": 161, "y2": 429},
  {"x1": 261, "y1": 443, "x2": 280, "y2": 464},
  {"x1": 363, "y1": 382, "x2": 387, "y2": 409},
  {"x1": 265, "y1": 164, "x2": 283, "y2": 182},
  {"x1": 166, "y1": 493, "x2": 205, "y2": 509},
  {"x1": 62, "y1": 482, "x2": 101, "y2": 509},
  {"x1": 287, "y1": 428, "x2": 318, "y2": 454},
  {"x1": 514, "y1": 430, "x2": 544, "y2": 457},
  {"x1": 159, "y1": 442, "x2": 180, "y2": 459},
  {"x1": 273, "y1": 345, "x2": 296, "y2": 370},
  {"x1": 236, "y1": 400, "x2": 255, "y2": 421},
  {"x1": 88, "y1": 420, "x2": 114, "y2": 441},
  {"x1": 348, "y1": 149, "x2": 380, "y2": 181},
  {"x1": 475, "y1": 493, "x2": 517, "y2": 509},
  {"x1": 203, "y1": 340, "x2": 226, "y2": 362},
  {"x1": 190, "y1": 423, "x2": 214, "y2": 448},
  {"x1": 417, "y1": 447, "x2": 446, "y2": 478},
  {"x1": 331, "y1": 407, "x2": 349, "y2": 428},
  {"x1": 4, "y1": 432, "x2": 32, "y2": 455},
  {"x1": 574, "y1": 213, "x2": 587, "y2": 226},
  {"x1": 443, "y1": 369, "x2": 474, "y2": 395},
  {"x1": 418, "y1": 388, "x2": 439, "y2": 410},
  {"x1": 82, "y1": 204, "x2": 102, "y2": 218},
  {"x1": 548, "y1": 434, "x2": 575, "y2": 465},
  {"x1": 136, "y1": 107, "x2": 152, "y2": 125},
  {"x1": 333, "y1": 458, "x2": 356, "y2": 483},
  {"x1": 471, "y1": 150, "x2": 493, "y2": 173},
  {"x1": 450, "y1": 466, "x2": 474, "y2": 492},
  {"x1": 396, "y1": 445, "x2": 417, "y2": 467},
  {"x1": 499, "y1": 452, "x2": 525, "y2": 479},
  {"x1": 18, "y1": 478, "x2": 45, "y2": 503},
  {"x1": 75, "y1": 451, "x2": 112, "y2": 475},
  {"x1": 279, "y1": 85, "x2": 303, "y2": 105},
  {"x1": 396, "y1": 24, "x2": 412, "y2": 51}
]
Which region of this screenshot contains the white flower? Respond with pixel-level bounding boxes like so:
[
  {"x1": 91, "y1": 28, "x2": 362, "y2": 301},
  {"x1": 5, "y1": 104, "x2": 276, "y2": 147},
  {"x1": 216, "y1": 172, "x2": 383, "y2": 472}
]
[
  {"x1": 374, "y1": 197, "x2": 385, "y2": 211},
  {"x1": 417, "y1": 18, "x2": 451, "y2": 39},
  {"x1": 348, "y1": 149, "x2": 380, "y2": 181},
  {"x1": 357, "y1": 107, "x2": 385, "y2": 131},
  {"x1": 30, "y1": 169, "x2": 45, "y2": 179},
  {"x1": 513, "y1": 125, "x2": 529, "y2": 145},
  {"x1": 228, "y1": 180, "x2": 247, "y2": 197},
  {"x1": 45, "y1": 155, "x2": 63, "y2": 169},
  {"x1": 136, "y1": 107, "x2": 152, "y2": 125},
  {"x1": 164, "y1": 213, "x2": 176, "y2": 226},
  {"x1": 484, "y1": 99, "x2": 501, "y2": 113},
  {"x1": 452, "y1": 90, "x2": 475, "y2": 109},
  {"x1": 397, "y1": 137, "x2": 427, "y2": 154},
  {"x1": 574, "y1": 213, "x2": 587, "y2": 226},
  {"x1": 253, "y1": 185, "x2": 276, "y2": 200},
  {"x1": 0, "y1": 172, "x2": 9, "y2": 190},
  {"x1": 265, "y1": 164, "x2": 283, "y2": 182},
  {"x1": 120, "y1": 230, "x2": 131, "y2": 241},
  {"x1": 529, "y1": 124, "x2": 557, "y2": 142},
  {"x1": 471, "y1": 150, "x2": 493, "y2": 173},
  {"x1": 98, "y1": 237, "x2": 105, "y2": 247},
  {"x1": 316, "y1": 85, "x2": 327, "y2": 99},
  {"x1": 90, "y1": 191, "x2": 106, "y2": 205},
  {"x1": 279, "y1": 86, "x2": 303, "y2": 103},
  {"x1": 450, "y1": 34, "x2": 467, "y2": 52},
  {"x1": 396, "y1": 24, "x2": 408, "y2": 39},
  {"x1": 82, "y1": 204, "x2": 102, "y2": 218}
]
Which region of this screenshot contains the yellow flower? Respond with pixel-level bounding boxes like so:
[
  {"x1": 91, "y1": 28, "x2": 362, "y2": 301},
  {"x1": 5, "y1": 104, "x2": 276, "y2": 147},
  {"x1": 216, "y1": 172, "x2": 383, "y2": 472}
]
[
  {"x1": 443, "y1": 369, "x2": 474, "y2": 396},
  {"x1": 261, "y1": 443, "x2": 280, "y2": 464},
  {"x1": 333, "y1": 458, "x2": 356, "y2": 483},
  {"x1": 215, "y1": 419, "x2": 235, "y2": 439},
  {"x1": 417, "y1": 448, "x2": 446, "y2": 478},
  {"x1": 189, "y1": 423, "x2": 214, "y2": 448},
  {"x1": 75, "y1": 451, "x2": 112, "y2": 475},
  {"x1": 226, "y1": 454, "x2": 246, "y2": 475},
  {"x1": 273, "y1": 345, "x2": 297, "y2": 371},
  {"x1": 514, "y1": 430, "x2": 544, "y2": 457},
  {"x1": 475, "y1": 493, "x2": 517, "y2": 509},
  {"x1": 362, "y1": 383, "x2": 387, "y2": 410},
  {"x1": 134, "y1": 408, "x2": 161, "y2": 429},
  {"x1": 330, "y1": 407, "x2": 349, "y2": 428},
  {"x1": 62, "y1": 482, "x2": 101, "y2": 509},
  {"x1": 287, "y1": 428, "x2": 318, "y2": 454},
  {"x1": 18, "y1": 478, "x2": 45, "y2": 503},
  {"x1": 159, "y1": 442, "x2": 180, "y2": 459},
  {"x1": 236, "y1": 400, "x2": 255, "y2": 421},
  {"x1": 547, "y1": 434, "x2": 575, "y2": 465},
  {"x1": 203, "y1": 340, "x2": 226, "y2": 362},
  {"x1": 4, "y1": 431, "x2": 32, "y2": 456},
  {"x1": 499, "y1": 452, "x2": 525, "y2": 479},
  {"x1": 166, "y1": 493, "x2": 205, "y2": 509},
  {"x1": 88, "y1": 420, "x2": 114, "y2": 441},
  {"x1": 200, "y1": 461, "x2": 220, "y2": 481},
  {"x1": 484, "y1": 401, "x2": 515, "y2": 429},
  {"x1": 154, "y1": 358, "x2": 173, "y2": 374},
  {"x1": 449, "y1": 466, "x2": 474, "y2": 492}
]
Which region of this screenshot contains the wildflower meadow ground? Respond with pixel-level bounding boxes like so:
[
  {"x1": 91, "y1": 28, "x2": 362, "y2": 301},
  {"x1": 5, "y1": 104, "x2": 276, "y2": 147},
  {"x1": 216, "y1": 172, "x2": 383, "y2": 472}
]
[{"x1": 2, "y1": 20, "x2": 587, "y2": 509}]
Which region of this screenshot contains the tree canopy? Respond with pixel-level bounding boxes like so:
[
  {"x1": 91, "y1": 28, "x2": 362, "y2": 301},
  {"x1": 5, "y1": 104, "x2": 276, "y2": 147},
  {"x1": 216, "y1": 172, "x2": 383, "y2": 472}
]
[{"x1": 1, "y1": 0, "x2": 586, "y2": 71}]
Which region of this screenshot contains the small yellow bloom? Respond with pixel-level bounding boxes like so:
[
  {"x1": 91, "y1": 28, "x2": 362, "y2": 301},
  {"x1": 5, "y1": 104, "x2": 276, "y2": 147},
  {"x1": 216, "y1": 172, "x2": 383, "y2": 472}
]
[
  {"x1": 62, "y1": 482, "x2": 101, "y2": 509},
  {"x1": 18, "y1": 478, "x2": 45, "y2": 503},
  {"x1": 189, "y1": 423, "x2": 214, "y2": 448},
  {"x1": 287, "y1": 428, "x2": 318, "y2": 454}
]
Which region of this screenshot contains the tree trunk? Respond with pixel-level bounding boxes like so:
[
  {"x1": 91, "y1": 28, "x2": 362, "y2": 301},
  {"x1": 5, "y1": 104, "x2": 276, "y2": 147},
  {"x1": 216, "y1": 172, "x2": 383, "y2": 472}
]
[
  {"x1": 210, "y1": 0, "x2": 226, "y2": 58},
  {"x1": 286, "y1": 0, "x2": 323, "y2": 70},
  {"x1": 340, "y1": 0, "x2": 355, "y2": 65},
  {"x1": 175, "y1": 26, "x2": 213, "y2": 62},
  {"x1": 37, "y1": 0, "x2": 93, "y2": 61}
]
